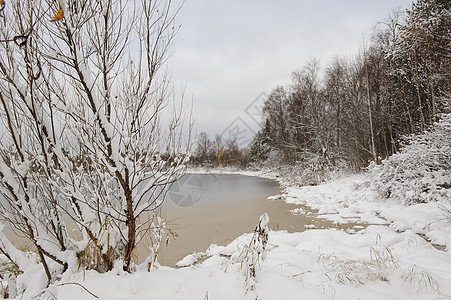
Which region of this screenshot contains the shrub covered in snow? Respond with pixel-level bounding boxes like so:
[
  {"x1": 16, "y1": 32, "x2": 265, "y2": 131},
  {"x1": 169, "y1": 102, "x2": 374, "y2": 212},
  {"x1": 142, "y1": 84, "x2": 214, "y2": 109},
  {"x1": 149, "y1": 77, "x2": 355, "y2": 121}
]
[{"x1": 370, "y1": 113, "x2": 451, "y2": 205}]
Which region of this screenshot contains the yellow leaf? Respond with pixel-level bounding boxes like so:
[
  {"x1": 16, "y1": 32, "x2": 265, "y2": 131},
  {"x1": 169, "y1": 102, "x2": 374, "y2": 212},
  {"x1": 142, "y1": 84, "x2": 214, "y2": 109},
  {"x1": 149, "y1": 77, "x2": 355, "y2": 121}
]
[{"x1": 51, "y1": 9, "x2": 64, "y2": 22}]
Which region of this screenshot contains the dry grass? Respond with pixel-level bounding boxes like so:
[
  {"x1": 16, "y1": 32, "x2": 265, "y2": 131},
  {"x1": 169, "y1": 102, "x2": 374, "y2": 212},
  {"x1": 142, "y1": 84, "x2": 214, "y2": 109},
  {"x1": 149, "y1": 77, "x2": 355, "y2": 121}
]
[
  {"x1": 402, "y1": 265, "x2": 440, "y2": 294},
  {"x1": 0, "y1": 259, "x2": 20, "y2": 299},
  {"x1": 319, "y1": 235, "x2": 399, "y2": 285},
  {"x1": 78, "y1": 219, "x2": 118, "y2": 273},
  {"x1": 318, "y1": 234, "x2": 440, "y2": 295},
  {"x1": 231, "y1": 214, "x2": 269, "y2": 295}
]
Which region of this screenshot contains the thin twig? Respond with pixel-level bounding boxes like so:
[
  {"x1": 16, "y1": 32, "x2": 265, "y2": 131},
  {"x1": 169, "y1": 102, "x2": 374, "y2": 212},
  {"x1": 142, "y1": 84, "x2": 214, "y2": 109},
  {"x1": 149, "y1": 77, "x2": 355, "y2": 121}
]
[
  {"x1": 33, "y1": 282, "x2": 98, "y2": 299},
  {"x1": 56, "y1": 283, "x2": 98, "y2": 298}
]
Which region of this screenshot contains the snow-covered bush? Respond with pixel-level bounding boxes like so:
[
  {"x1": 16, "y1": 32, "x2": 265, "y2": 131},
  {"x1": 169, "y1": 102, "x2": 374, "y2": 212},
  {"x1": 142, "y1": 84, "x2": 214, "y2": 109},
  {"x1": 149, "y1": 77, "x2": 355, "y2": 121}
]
[
  {"x1": 0, "y1": 0, "x2": 191, "y2": 289},
  {"x1": 370, "y1": 112, "x2": 451, "y2": 205}
]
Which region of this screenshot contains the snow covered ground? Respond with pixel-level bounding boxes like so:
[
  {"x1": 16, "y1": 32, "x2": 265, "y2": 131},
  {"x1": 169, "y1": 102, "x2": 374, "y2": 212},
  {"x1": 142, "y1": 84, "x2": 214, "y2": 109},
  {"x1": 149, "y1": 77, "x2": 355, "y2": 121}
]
[
  {"x1": 281, "y1": 174, "x2": 451, "y2": 251},
  {"x1": 6, "y1": 170, "x2": 451, "y2": 299},
  {"x1": 44, "y1": 225, "x2": 451, "y2": 299}
]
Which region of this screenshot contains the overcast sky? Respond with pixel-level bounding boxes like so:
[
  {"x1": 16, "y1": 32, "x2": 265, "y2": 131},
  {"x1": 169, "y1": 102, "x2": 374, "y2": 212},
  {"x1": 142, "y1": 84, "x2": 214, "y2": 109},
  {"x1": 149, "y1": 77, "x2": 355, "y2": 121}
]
[{"x1": 167, "y1": 0, "x2": 413, "y2": 145}]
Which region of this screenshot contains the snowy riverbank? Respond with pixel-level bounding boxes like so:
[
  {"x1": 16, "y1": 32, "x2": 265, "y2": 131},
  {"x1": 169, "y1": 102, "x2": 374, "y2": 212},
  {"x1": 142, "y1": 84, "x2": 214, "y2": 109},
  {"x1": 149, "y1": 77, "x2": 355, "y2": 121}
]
[
  {"x1": 5, "y1": 169, "x2": 451, "y2": 299},
  {"x1": 281, "y1": 173, "x2": 451, "y2": 251},
  {"x1": 190, "y1": 167, "x2": 451, "y2": 251},
  {"x1": 53, "y1": 225, "x2": 451, "y2": 299}
]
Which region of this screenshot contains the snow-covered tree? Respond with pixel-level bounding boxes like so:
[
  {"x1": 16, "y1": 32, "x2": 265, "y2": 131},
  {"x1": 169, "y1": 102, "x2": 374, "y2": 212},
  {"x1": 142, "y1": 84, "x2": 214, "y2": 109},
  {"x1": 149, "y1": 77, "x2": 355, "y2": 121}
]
[
  {"x1": 390, "y1": 0, "x2": 451, "y2": 129},
  {"x1": 0, "y1": 0, "x2": 191, "y2": 284},
  {"x1": 249, "y1": 130, "x2": 270, "y2": 162}
]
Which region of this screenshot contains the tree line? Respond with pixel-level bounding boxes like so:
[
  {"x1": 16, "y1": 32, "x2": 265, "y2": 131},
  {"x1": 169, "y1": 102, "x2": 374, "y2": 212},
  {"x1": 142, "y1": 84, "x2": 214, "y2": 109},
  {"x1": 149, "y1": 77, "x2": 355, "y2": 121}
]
[
  {"x1": 192, "y1": 0, "x2": 451, "y2": 169},
  {"x1": 248, "y1": 0, "x2": 450, "y2": 170},
  {"x1": 191, "y1": 132, "x2": 250, "y2": 168},
  {"x1": 193, "y1": 0, "x2": 450, "y2": 170}
]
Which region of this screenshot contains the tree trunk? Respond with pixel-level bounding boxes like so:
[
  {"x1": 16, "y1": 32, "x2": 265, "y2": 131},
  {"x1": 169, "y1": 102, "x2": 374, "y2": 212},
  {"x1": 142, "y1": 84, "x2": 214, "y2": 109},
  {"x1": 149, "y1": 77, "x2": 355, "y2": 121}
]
[
  {"x1": 124, "y1": 189, "x2": 136, "y2": 272},
  {"x1": 365, "y1": 63, "x2": 378, "y2": 164}
]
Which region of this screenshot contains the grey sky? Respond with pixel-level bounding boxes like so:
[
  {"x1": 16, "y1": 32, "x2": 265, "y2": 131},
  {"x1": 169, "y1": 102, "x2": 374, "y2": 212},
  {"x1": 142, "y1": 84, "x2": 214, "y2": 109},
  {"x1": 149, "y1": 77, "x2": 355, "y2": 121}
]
[{"x1": 168, "y1": 0, "x2": 413, "y2": 143}]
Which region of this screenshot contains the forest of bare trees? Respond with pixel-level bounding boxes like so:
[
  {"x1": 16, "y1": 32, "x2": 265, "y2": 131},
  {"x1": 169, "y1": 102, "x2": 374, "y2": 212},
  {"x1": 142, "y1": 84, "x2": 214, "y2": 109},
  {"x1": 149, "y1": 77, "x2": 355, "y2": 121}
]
[
  {"x1": 249, "y1": 0, "x2": 450, "y2": 170},
  {"x1": 192, "y1": 1, "x2": 449, "y2": 172}
]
